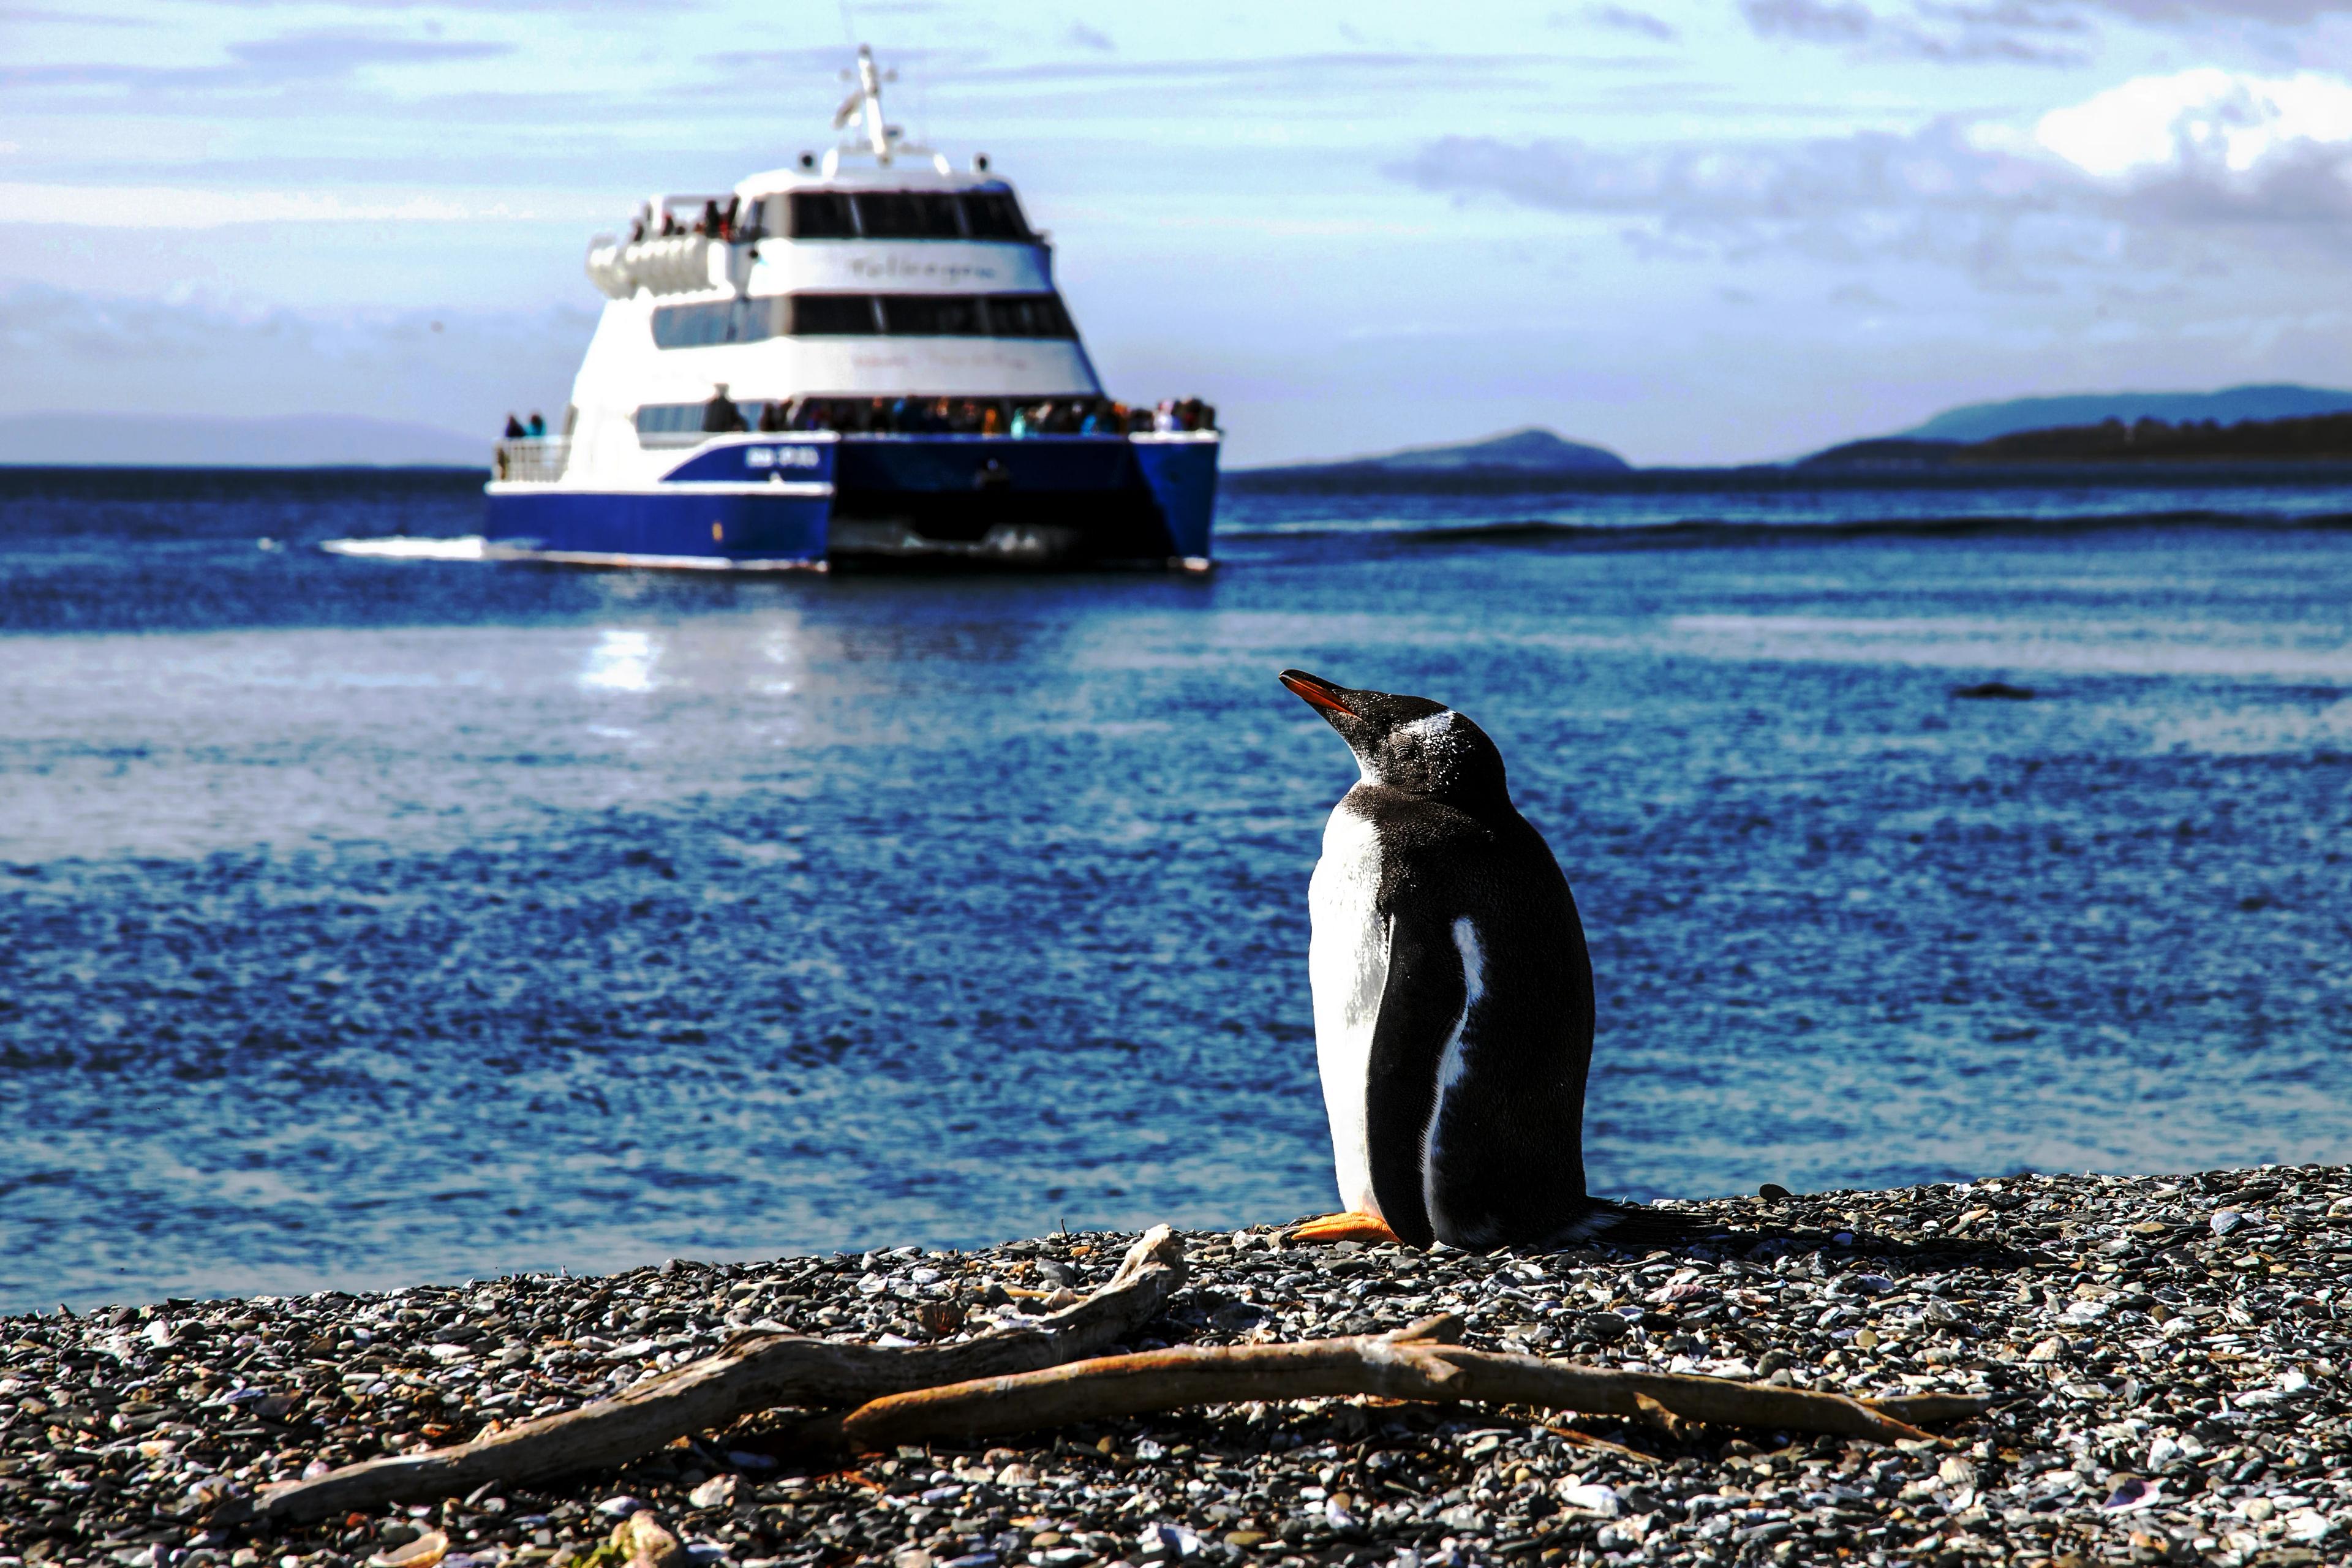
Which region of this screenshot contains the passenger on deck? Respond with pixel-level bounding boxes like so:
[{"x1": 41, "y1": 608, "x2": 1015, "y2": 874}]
[
  {"x1": 757, "y1": 400, "x2": 790, "y2": 433},
  {"x1": 526, "y1": 412, "x2": 546, "y2": 438},
  {"x1": 503, "y1": 413, "x2": 526, "y2": 439},
  {"x1": 701, "y1": 385, "x2": 747, "y2": 434}
]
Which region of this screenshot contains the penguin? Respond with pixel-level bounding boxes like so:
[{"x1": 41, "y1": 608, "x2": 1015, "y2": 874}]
[{"x1": 1278, "y1": 668, "x2": 1666, "y2": 1252}]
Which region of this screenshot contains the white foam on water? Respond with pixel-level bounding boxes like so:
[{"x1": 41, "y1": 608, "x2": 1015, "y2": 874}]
[{"x1": 320, "y1": 535, "x2": 488, "y2": 562}]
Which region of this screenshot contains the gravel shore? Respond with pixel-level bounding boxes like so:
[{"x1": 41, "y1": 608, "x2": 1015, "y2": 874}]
[{"x1": 5, "y1": 1166, "x2": 2348, "y2": 1568}]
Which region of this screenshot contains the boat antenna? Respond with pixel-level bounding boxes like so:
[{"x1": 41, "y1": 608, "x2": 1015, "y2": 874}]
[{"x1": 832, "y1": 43, "x2": 898, "y2": 162}]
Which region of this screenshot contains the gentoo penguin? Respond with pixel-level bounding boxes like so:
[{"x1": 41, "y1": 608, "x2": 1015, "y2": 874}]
[{"x1": 1280, "y1": 668, "x2": 1658, "y2": 1251}]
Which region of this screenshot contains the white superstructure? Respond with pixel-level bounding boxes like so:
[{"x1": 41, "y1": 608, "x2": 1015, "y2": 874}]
[{"x1": 549, "y1": 47, "x2": 1105, "y2": 489}]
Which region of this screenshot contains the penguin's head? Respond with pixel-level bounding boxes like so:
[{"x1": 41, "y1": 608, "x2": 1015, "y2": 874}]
[{"x1": 1279, "y1": 669, "x2": 1509, "y2": 804}]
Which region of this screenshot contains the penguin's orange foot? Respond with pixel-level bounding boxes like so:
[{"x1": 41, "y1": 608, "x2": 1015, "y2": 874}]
[{"x1": 1284, "y1": 1211, "x2": 1401, "y2": 1245}]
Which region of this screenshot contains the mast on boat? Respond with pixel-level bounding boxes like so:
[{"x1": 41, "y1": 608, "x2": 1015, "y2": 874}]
[{"x1": 834, "y1": 45, "x2": 900, "y2": 164}]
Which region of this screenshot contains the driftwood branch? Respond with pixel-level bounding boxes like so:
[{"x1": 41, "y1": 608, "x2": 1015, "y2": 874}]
[
  {"x1": 259, "y1": 1226, "x2": 1187, "y2": 1523},
  {"x1": 834, "y1": 1316, "x2": 1994, "y2": 1450}
]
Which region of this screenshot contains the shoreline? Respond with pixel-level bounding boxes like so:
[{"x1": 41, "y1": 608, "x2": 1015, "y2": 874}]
[{"x1": 4, "y1": 1166, "x2": 2347, "y2": 1568}]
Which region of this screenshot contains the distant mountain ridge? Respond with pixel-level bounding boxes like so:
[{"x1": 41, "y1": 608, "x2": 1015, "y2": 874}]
[
  {"x1": 1898, "y1": 384, "x2": 2352, "y2": 445},
  {"x1": 1807, "y1": 409, "x2": 2352, "y2": 470},
  {"x1": 1241, "y1": 426, "x2": 1630, "y2": 479},
  {"x1": 0, "y1": 413, "x2": 486, "y2": 468}
]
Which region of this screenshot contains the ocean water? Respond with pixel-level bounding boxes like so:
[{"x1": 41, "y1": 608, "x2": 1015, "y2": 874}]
[{"x1": 3, "y1": 464, "x2": 2350, "y2": 1313}]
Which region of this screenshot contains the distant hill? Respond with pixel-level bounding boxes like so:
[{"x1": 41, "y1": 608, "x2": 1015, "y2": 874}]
[
  {"x1": 1805, "y1": 410, "x2": 2352, "y2": 469},
  {"x1": 0, "y1": 413, "x2": 486, "y2": 468},
  {"x1": 1900, "y1": 384, "x2": 2352, "y2": 445},
  {"x1": 1240, "y1": 426, "x2": 1630, "y2": 481}
]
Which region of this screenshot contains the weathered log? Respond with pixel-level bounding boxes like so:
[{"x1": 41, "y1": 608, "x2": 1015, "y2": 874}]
[
  {"x1": 834, "y1": 1316, "x2": 1992, "y2": 1449},
  {"x1": 258, "y1": 1226, "x2": 1187, "y2": 1522}
]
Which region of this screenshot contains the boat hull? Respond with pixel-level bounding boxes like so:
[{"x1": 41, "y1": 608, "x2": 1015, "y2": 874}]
[{"x1": 484, "y1": 432, "x2": 1217, "y2": 570}]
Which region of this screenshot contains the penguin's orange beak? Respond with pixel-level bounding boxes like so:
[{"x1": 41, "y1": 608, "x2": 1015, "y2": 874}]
[{"x1": 1280, "y1": 669, "x2": 1356, "y2": 717}]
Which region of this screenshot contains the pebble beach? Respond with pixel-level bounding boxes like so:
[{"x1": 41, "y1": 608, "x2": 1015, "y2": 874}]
[{"x1": 5, "y1": 1165, "x2": 2348, "y2": 1568}]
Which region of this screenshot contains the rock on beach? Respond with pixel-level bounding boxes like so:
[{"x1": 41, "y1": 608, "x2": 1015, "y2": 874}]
[{"x1": 4, "y1": 1166, "x2": 2350, "y2": 1568}]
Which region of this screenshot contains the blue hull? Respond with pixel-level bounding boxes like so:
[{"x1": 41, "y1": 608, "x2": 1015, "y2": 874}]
[{"x1": 486, "y1": 433, "x2": 1217, "y2": 569}]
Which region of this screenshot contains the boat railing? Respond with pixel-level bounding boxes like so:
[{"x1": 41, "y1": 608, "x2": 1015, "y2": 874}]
[{"x1": 493, "y1": 437, "x2": 571, "y2": 483}]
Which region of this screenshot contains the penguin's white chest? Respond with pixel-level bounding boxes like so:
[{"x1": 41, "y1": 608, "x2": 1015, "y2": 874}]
[{"x1": 1307, "y1": 799, "x2": 1389, "y2": 1218}]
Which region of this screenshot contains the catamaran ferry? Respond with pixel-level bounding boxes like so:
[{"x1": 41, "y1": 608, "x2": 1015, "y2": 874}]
[{"x1": 479, "y1": 47, "x2": 1219, "y2": 571}]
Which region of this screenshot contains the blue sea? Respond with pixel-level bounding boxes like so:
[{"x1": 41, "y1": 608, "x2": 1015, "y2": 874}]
[{"x1": 4, "y1": 462, "x2": 2351, "y2": 1314}]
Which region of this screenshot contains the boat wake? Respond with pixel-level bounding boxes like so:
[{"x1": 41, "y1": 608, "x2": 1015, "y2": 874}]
[{"x1": 321, "y1": 536, "x2": 489, "y2": 562}]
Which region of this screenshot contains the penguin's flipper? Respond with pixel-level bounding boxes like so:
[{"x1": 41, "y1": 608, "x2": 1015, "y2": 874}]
[
  {"x1": 1362, "y1": 908, "x2": 1471, "y2": 1251},
  {"x1": 1284, "y1": 1212, "x2": 1403, "y2": 1245}
]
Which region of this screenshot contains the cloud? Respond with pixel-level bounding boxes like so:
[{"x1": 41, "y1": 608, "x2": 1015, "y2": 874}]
[
  {"x1": 170, "y1": 0, "x2": 679, "y2": 9},
  {"x1": 1566, "y1": 4, "x2": 1683, "y2": 40},
  {"x1": 2032, "y1": 67, "x2": 2352, "y2": 175},
  {"x1": 1742, "y1": 0, "x2": 1877, "y2": 40},
  {"x1": 1400, "y1": 124, "x2": 2049, "y2": 224},
  {"x1": 1743, "y1": 0, "x2": 2352, "y2": 58},
  {"x1": 1063, "y1": 23, "x2": 1115, "y2": 52},
  {"x1": 1, "y1": 181, "x2": 609, "y2": 228},
  {"x1": 894, "y1": 51, "x2": 1574, "y2": 90},
  {"x1": 1, "y1": 5, "x2": 145, "y2": 22},
  {"x1": 1739, "y1": 0, "x2": 2093, "y2": 61},
  {"x1": 224, "y1": 29, "x2": 513, "y2": 70},
  {"x1": 2, "y1": 27, "x2": 513, "y2": 93},
  {"x1": 1395, "y1": 70, "x2": 2352, "y2": 281},
  {"x1": 2076, "y1": 0, "x2": 2352, "y2": 19}
]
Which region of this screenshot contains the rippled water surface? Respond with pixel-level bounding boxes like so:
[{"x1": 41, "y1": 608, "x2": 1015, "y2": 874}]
[{"x1": 3, "y1": 466, "x2": 2350, "y2": 1312}]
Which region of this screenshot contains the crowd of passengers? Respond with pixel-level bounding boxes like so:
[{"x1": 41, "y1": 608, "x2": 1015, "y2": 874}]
[
  {"x1": 700, "y1": 390, "x2": 1216, "y2": 437},
  {"x1": 631, "y1": 198, "x2": 749, "y2": 245}
]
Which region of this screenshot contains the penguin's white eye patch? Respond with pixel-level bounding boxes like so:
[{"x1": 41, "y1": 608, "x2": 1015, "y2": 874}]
[{"x1": 1398, "y1": 711, "x2": 1458, "y2": 744}]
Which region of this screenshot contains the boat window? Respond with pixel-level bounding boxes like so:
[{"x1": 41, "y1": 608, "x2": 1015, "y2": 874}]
[
  {"x1": 981, "y1": 293, "x2": 1076, "y2": 339},
  {"x1": 635, "y1": 403, "x2": 709, "y2": 435},
  {"x1": 787, "y1": 191, "x2": 859, "y2": 239},
  {"x1": 790, "y1": 294, "x2": 884, "y2": 335},
  {"x1": 853, "y1": 192, "x2": 965, "y2": 239},
  {"x1": 878, "y1": 295, "x2": 987, "y2": 336},
  {"x1": 960, "y1": 191, "x2": 1030, "y2": 240},
  {"x1": 864, "y1": 292, "x2": 1072, "y2": 338},
  {"x1": 651, "y1": 301, "x2": 733, "y2": 349},
  {"x1": 649, "y1": 292, "x2": 1079, "y2": 346},
  {"x1": 768, "y1": 189, "x2": 1033, "y2": 242},
  {"x1": 635, "y1": 400, "x2": 780, "y2": 437},
  {"x1": 919, "y1": 194, "x2": 971, "y2": 236},
  {"x1": 650, "y1": 296, "x2": 791, "y2": 349}
]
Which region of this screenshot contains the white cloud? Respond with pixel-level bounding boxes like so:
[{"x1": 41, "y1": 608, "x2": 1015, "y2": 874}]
[
  {"x1": 1398, "y1": 69, "x2": 2352, "y2": 284},
  {"x1": 0, "y1": 182, "x2": 611, "y2": 228},
  {"x1": 2034, "y1": 69, "x2": 2352, "y2": 178},
  {"x1": 1741, "y1": 0, "x2": 2352, "y2": 55}
]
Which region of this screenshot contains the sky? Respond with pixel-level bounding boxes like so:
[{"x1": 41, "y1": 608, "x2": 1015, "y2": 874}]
[{"x1": 4, "y1": 0, "x2": 2351, "y2": 465}]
